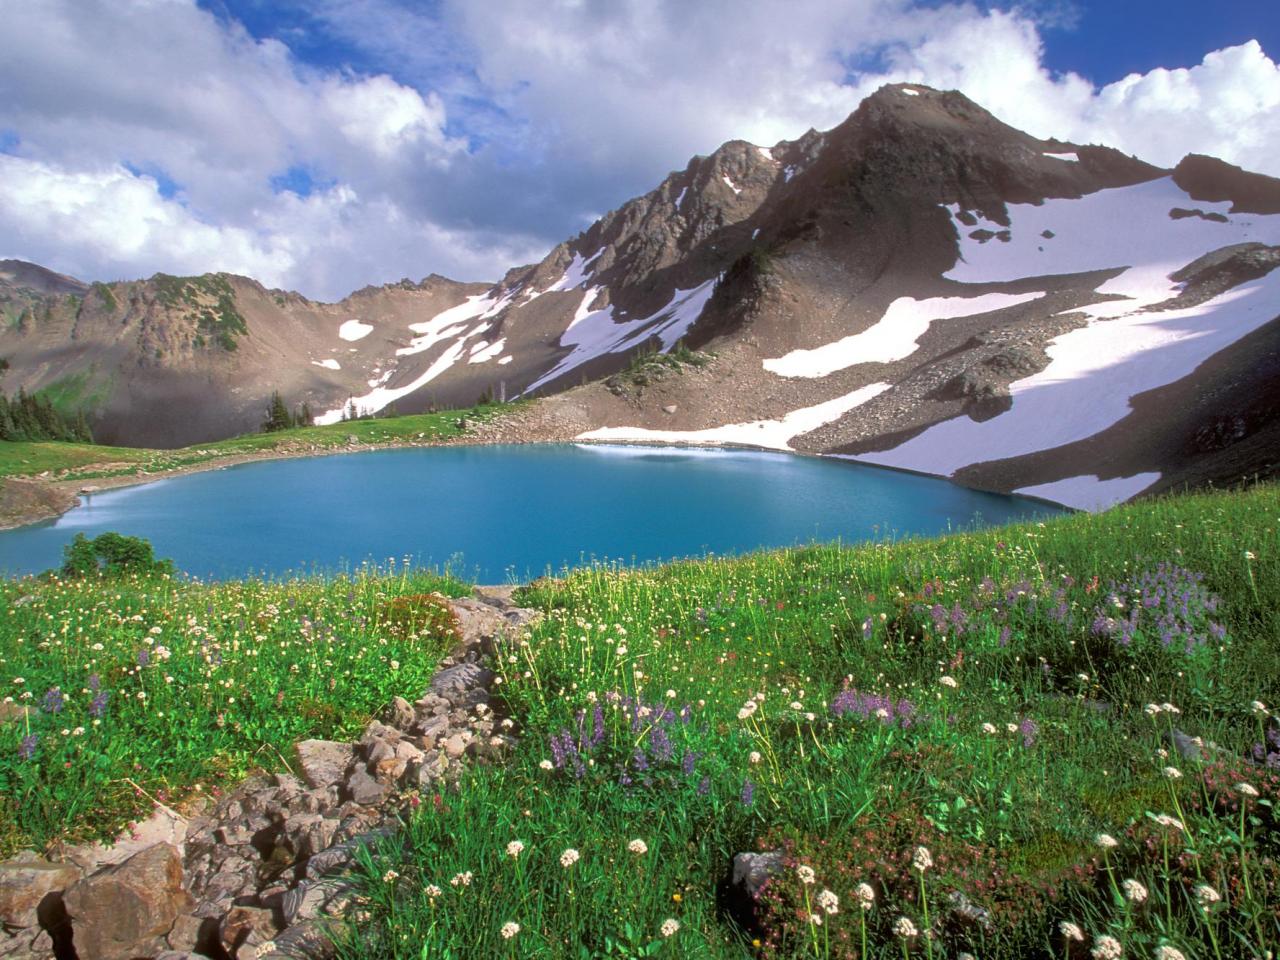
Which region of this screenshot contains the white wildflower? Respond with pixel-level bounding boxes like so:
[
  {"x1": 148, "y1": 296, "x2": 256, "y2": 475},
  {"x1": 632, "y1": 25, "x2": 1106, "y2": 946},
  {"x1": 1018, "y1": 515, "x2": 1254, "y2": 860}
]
[
  {"x1": 1236, "y1": 782, "x2": 1260, "y2": 797},
  {"x1": 506, "y1": 840, "x2": 524, "y2": 858},
  {"x1": 939, "y1": 675, "x2": 958, "y2": 688},
  {"x1": 660, "y1": 918, "x2": 680, "y2": 938},
  {"x1": 893, "y1": 917, "x2": 918, "y2": 938},
  {"x1": 1091, "y1": 934, "x2": 1123, "y2": 959},
  {"x1": 627, "y1": 839, "x2": 648, "y2": 855},
  {"x1": 854, "y1": 883, "x2": 875, "y2": 910},
  {"x1": 560, "y1": 848, "x2": 580, "y2": 868},
  {"x1": 1095, "y1": 833, "x2": 1118, "y2": 850},
  {"x1": 1059, "y1": 921, "x2": 1085, "y2": 941},
  {"x1": 816, "y1": 888, "x2": 839, "y2": 915},
  {"x1": 500, "y1": 921, "x2": 520, "y2": 939},
  {"x1": 796, "y1": 864, "x2": 815, "y2": 885},
  {"x1": 912, "y1": 846, "x2": 933, "y2": 872},
  {"x1": 1121, "y1": 878, "x2": 1148, "y2": 903}
]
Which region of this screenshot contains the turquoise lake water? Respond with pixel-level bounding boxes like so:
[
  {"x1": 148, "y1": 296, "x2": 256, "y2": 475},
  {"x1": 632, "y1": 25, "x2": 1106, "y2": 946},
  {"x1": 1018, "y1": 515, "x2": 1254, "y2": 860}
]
[{"x1": 0, "y1": 444, "x2": 1064, "y2": 581}]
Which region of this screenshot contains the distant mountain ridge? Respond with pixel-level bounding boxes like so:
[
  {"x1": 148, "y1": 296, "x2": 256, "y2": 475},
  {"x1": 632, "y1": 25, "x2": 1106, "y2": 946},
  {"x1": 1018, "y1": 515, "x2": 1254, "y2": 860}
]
[{"x1": 3, "y1": 84, "x2": 1279, "y2": 507}]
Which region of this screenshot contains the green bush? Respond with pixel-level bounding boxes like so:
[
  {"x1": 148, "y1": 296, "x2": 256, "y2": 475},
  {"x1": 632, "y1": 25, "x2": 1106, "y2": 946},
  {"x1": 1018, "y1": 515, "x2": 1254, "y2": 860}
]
[{"x1": 59, "y1": 532, "x2": 175, "y2": 579}]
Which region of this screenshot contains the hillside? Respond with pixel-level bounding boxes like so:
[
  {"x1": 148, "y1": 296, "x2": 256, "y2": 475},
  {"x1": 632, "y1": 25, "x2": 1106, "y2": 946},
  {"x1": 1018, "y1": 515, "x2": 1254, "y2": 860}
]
[{"x1": 2, "y1": 85, "x2": 1279, "y2": 505}]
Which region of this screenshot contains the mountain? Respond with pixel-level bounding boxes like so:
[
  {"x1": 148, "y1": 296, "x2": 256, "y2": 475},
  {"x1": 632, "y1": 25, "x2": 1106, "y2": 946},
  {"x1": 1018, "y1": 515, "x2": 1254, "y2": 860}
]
[{"x1": 3, "y1": 84, "x2": 1279, "y2": 507}]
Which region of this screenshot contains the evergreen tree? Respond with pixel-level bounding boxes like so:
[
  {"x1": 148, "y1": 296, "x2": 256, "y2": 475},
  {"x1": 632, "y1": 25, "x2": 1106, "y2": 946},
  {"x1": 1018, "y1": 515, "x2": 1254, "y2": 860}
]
[{"x1": 261, "y1": 390, "x2": 293, "y2": 433}]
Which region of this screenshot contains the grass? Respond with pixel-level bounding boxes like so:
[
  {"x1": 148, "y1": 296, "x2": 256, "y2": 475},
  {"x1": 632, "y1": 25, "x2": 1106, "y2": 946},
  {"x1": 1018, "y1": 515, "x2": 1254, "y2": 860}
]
[
  {"x1": 0, "y1": 402, "x2": 521, "y2": 482},
  {"x1": 338, "y1": 483, "x2": 1279, "y2": 959},
  {"x1": 2, "y1": 481, "x2": 1277, "y2": 958},
  {"x1": 0, "y1": 563, "x2": 470, "y2": 854}
]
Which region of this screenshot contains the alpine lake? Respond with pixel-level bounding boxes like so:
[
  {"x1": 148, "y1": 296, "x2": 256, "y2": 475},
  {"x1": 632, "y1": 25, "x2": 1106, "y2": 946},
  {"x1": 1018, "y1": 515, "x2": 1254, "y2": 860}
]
[{"x1": 0, "y1": 443, "x2": 1064, "y2": 580}]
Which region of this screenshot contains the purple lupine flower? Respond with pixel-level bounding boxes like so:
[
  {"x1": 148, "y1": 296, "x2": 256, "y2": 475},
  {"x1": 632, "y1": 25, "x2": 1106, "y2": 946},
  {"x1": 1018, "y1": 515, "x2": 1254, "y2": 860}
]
[
  {"x1": 741, "y1": 778, "x2": 755, "y2": 808},
  {"x1": 648, "y1": 726, "x2": 674, "y2": 762},
  {"x1": 18, "y1": 734, "x2": 38, "y2": 761},
  {"x1": 590, "y1": 704, "x2": 605, "y2": 748},
  {"x1": 682, "y1": 751, "x2": 697, "y2": 777},
  {"x1": 862, "y1": 617, "x2": 873, "y2": 640},
  {"x1": 1018, "y1": 717, "x2": 1038, "y2": 748},
  {"x1": 136, "y1": 648, "x2": 150, "y2": 667},
  {"x1": 697, "y1": 776, "x2": 711, "y2": 796},
  {"x1": 87, "y1": 673, "x2": 100, "y2": 692},
  {"x1": 998, "y1": 626, "x2": 1011, "y2": 646},
  {"x1": 632, "y1": 748, "x2": 649, "y2": 772},
  {"x1": 41, "y1": 687, "x2": 64, "y2": 714},
  {"x1": 90, "y1": 690, "x2": 110, "y2": 718}
]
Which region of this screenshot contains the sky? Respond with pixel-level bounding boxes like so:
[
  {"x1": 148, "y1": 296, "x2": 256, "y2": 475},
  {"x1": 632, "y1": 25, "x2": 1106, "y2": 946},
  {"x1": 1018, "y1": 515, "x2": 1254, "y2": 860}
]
[{"x1": 0, "y1": 0, "x2": 1277, "y2": 300}]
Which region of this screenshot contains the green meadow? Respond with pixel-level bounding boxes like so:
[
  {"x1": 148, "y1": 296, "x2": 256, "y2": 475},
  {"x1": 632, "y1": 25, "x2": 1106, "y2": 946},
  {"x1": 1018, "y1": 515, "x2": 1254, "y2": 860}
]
[{"x1": 1, "y1": 482, "x2": 1277, "y2": 958}]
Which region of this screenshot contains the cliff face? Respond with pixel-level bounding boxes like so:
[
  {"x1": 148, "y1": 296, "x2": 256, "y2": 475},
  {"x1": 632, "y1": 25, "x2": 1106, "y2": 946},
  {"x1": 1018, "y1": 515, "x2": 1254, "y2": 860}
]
[{"x1": 4, "y1": 84, "x2": 1280, "y2": 507}]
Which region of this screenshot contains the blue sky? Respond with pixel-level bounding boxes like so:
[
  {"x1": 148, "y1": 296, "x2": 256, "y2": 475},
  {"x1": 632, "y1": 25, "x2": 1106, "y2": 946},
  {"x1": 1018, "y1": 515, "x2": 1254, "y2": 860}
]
[{"x1": 0, "y1": 0, "x2": 1277, "y2": 299}]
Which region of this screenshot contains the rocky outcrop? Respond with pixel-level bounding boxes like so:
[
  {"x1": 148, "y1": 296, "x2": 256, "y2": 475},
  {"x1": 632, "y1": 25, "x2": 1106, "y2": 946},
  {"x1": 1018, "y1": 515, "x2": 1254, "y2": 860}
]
[{"x1": 0, "y1": 589, "x2": 539, "y2": 960}]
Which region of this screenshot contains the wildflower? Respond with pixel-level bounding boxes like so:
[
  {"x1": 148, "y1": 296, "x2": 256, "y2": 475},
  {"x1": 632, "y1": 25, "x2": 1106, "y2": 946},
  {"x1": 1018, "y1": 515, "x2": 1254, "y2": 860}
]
[
  {"x1": 382, "y1": 870, "x2": 399, "y2": 883},
  {"x1": 1059, "y1": 921, "x2": 1085, "y2": 941},
  {"x1": 939, "y1": 675, "x2": 958, "y2": 688},
  {"x1": 1155, "y1": 947, "x2": 1187, "y2": 960},
  {"x1": 1252, "y1": 700, "x2": 1269, "y2": 717},
  {"x1": 796, "y1": 865, "x2": 815, "y2": 885},
  {"x1": 982, "y1": 722, "x2": 998, "y2": 734},
  {"x1": 1121, "y1": 879, "x2": 1148, "y2": 903},
  {"x1": 1095, "y1": 833, "x2": 1118, "y2": 849},
  {"x1": 749, "y1": 751, "x2": 762, "y2": 764},
  {"x1": 665, "y1": 689, "x2": 676, "y2": 699},
  {"x1": 816, "y1": 888, "x2": 839, "y2": 915},
  {"x1": 628, "y1": 839, "x2": 648, "y2": 855},
  {"x1": 1005, "y1": 722, "x2": 1018, "y2": 734},
  {"x1": 506, "y1": 840, "x2": 524, "y2": 858},
  {"x1": 661, "y1": 918, "x2": 680, "y2": 937},
  {"x1": 1091, "y1": 934, "x2": 1123, "y2": 959},
  {"x1": 854, "y1": 883, "x2": 875, "y2": 910},
  {"x1": 450, "y1": 871, "x2": 473, "y2": 887},
  {"x1": 1163, "y1": 767, "x2": 1182, "y2": 780},
  {"x1": 500, "y1": 921, "x2": 520, "y2": 939},
  {"x1": 893, "y1": 917, "x2": 918, "y2": 938},
  {"x1": 1244, "y1": 550, "x2": 1256, "y2": 560},
  {"x1": 1194, "y1": 885, "x2": 1221, "y2": 909},
  {"x1": 255, "y1": 942, "x2": 277, "y2": 959},
  {"x1": 560, "y1": 848, "x2": 580, "y2": 868},
  {"x1": 912, "y1": 846, "x2": 933, "y2": 872},
  {"x1": 1152, "y1": 814, "x2": 1185, "y2": 831},
  {"x1": 41, "y1": 687, "x2": 64, "y2": 714},
  {"x1": 17, "y1": 734, "x2": 38, "y2": 761},
  {"x1": 424, "y1": 884, "x2": 442, "y2": 898},
  {"x1": 1236, "y1": 782, "x2": 1259, "y2": 797},
  {"x1": 1160, "y1": 703, "x2": 1180, "y2": 715},
  {"x1": 539, "y1": 759, "x2": 553, "y2": 770},
  {"x1": 1144, "y1": 703, "x2": 1162, "y2": 716},
  {"x1": 741, "y1": 778, "x2": 754, "y2": 807}
]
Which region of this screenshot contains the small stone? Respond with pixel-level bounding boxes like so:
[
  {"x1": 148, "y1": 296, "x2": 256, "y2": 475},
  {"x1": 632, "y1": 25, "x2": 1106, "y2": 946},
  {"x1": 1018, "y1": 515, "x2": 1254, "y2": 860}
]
[
  {"x1": 382, "y1": 696, "x2": 414, "y2": 731},
  {"x1": 430, "y1": 663, "x2": 493, "y2": 702},
  {"x1": 261, "y1": 919, "x2": 337, "y2": 960},
  {"x1": 0, "y1": 858, "x2": 80, "y2": 929},
  {"x1": 443, "y1": 733, "x2": 472, "y2": 760},
  {"x1": 344, "y1": 768, "x2": 387, "y2": 806},
  {"x1": 294, "y1": 741, "x2": 355, "y2": 791},
  {"x1": 731, "y1": 851, "x2": 784, "y2": 897},
  {"x1": 220, "y1": 905, "x2": 277, "y2": 956},
  {"x1": 662, "y1": 404, "x2": 678, "y2": 414}
]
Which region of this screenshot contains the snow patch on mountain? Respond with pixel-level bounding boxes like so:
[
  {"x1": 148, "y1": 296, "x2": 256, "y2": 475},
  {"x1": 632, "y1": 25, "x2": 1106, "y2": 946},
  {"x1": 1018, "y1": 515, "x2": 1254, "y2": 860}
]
[
  {"x1": 578, "y1": 382, "x2": 892, "y2": 452},
  {"x1": 1015, "y1": 473, "x2": 1161, "y2": 511},
  {"x1": 722, "y1": 175, "x2": 742, "y2": 195},
  {"x1": 338, "y1": 319, "x2": 373, "y2": 341},
  {"x1": 525, "y1": 278, "x2": 719, "y2": 395},
  {"x1": 1043, "y1": 151, "x2": 1079, "y2": 162},
  {"x1": 469, "y1": 339, "x2": 506, "y2": 364},
  {"x1": 764, "y1": 291, "x2": 1045, "y2": 378},
  {"x1": 315, "y1": 338, "x2": 468, "y2": 424},
  {"x1": 311, "y1": 358, "x2": 341, "y2": 370},
  {"x1": 852, "y1": 177, "x2": 1280, "y2": 503}
]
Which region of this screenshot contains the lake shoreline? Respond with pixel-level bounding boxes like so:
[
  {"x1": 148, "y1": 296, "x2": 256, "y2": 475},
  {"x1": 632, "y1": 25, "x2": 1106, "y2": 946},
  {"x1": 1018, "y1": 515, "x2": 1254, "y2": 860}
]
[{"x1": 0, "y1": 409, "x2": 1074, "y2": 536}]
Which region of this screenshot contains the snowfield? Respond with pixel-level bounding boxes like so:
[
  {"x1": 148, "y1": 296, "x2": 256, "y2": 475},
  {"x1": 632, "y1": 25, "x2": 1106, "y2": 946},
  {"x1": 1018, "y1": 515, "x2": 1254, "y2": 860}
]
[
  {"x1": 524, "y1": 277, "x2": 719, "y2": 395},
  {"x1": 1015, "y1": 473, "x2": 1161, "y2": 511},
  {"x1": 764, "y1": 291, "x2": 1045, "y2": 378},
  {"x1": 338, "y1": 319, "x2": 373, "y2": 341},
  {"x1": 311, "y1": 359, "x2": 341, "y2": 371},
  {"x1": 578, "y1": 382, "x2": 891, "y2": 452},
  {"x1": 851, "y1": 176, "x2": 1280, "y2": 508}
]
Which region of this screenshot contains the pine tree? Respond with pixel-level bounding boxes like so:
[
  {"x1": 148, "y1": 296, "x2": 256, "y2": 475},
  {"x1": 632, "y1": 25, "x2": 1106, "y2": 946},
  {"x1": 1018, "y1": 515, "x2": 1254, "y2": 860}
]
[{"x1": 261, "y1": 390, "x2": 293, "y2": 433}]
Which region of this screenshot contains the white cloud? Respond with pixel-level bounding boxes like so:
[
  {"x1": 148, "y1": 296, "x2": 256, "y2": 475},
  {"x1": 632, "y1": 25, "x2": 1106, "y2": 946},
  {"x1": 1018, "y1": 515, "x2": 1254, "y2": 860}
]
[{"x1": 0, "y1": 0, "x2": 1276, "y2": 300}]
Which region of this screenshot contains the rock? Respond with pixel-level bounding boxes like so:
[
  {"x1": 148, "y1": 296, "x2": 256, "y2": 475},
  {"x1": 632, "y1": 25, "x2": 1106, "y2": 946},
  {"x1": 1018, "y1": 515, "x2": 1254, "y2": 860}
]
[
  {"x1": 414, "y1": 714, "x2": 451, "y2": 745},
  {"x1": 259, "y1": 919, "x2": 337, "y2": 960},
  {"x1": 154, "y1": 952, "x2": 204, "y2": 960},
  {"x1": 0, "y1": 927, "x2": 54, "y2": 959},
  {"x1": 947, "y1": 889, "x2": 992, "y2": 930},
  {"x1": 430, "y1": 663, "x2": 494, "y2": 703},
  {"x1": 382, "y1": 696, "x2": 414, "y2": 731},
  {"x1": 731, "y1": 851, "x2": 784, "y2": 897},
  {"x1": 1167, "y1": 728, "x2": 1212, "y2": 762},
  {"x1": 220, "y1": 905, "x2": 277, "y2": 956},
  {"x1": 63, "y1": 843, "x2": 192, "y2": 960},
  {"x1": 344, "y1": 768, "x2": 387, "y2": 806},
  {"x1": 0, "y1": 858, "x2": 80, "y2": 929},
  {"x1": 662, "y1": 404, "x2": 678, "y2": 414},
  {"x1": 295, "y1": 740, "x2": 355, "y2": 791},
  {"x1": 443, "y1": 733, "x2": 472, "y2": 760},
  {"x1": 165, "y1": 913, "x2": 210, "y2": 953}
]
